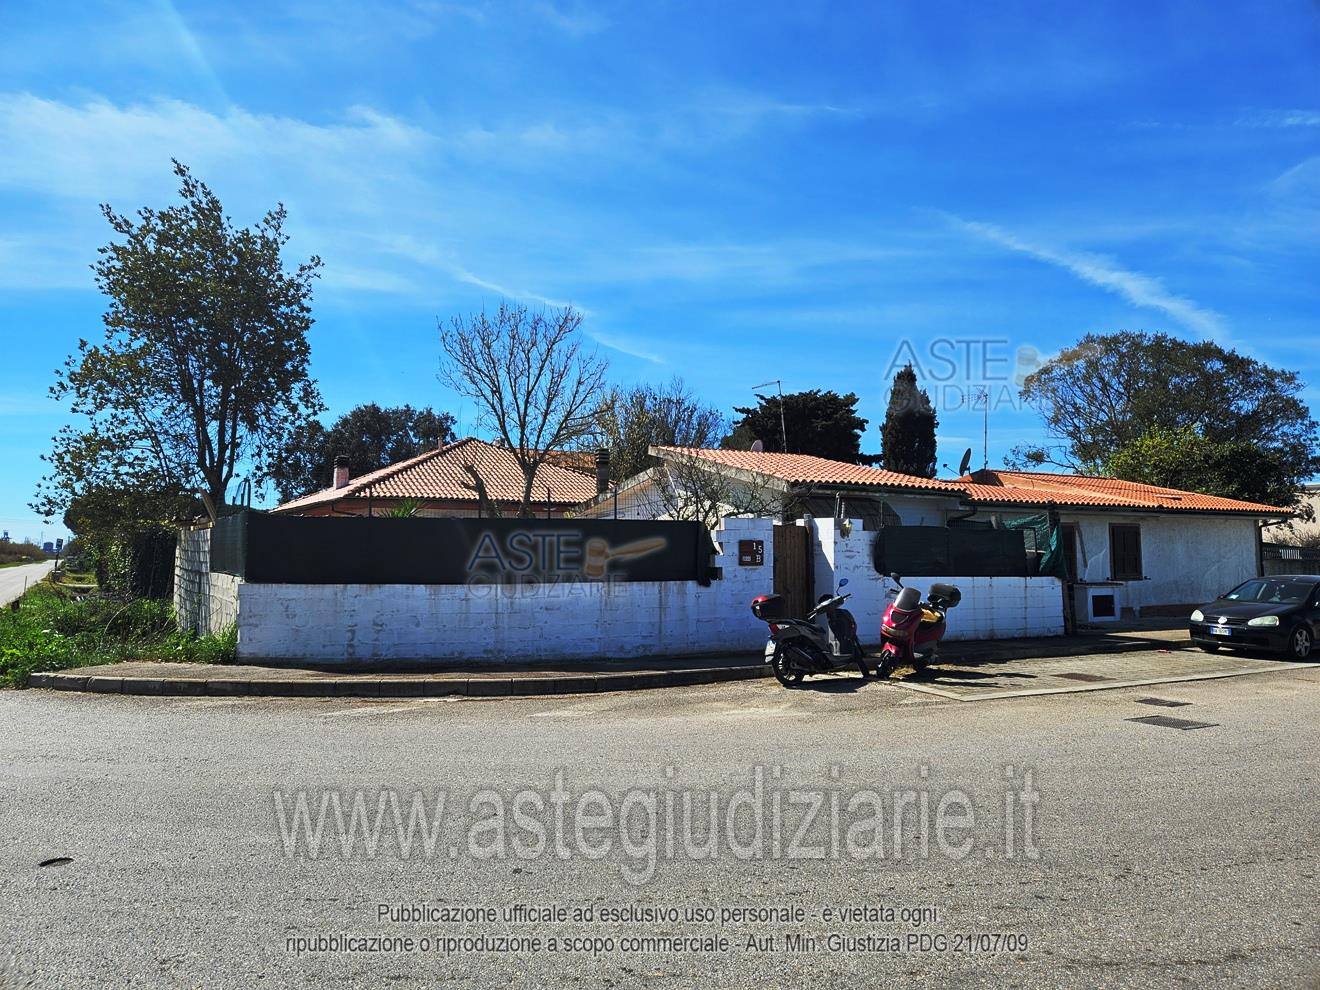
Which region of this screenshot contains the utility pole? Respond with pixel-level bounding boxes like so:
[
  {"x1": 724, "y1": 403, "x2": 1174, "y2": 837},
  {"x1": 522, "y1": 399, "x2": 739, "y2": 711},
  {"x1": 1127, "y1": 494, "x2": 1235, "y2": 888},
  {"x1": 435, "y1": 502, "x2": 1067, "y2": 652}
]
[{"x1": 752, "y1": 379, "x2": 788, "y2": 453}]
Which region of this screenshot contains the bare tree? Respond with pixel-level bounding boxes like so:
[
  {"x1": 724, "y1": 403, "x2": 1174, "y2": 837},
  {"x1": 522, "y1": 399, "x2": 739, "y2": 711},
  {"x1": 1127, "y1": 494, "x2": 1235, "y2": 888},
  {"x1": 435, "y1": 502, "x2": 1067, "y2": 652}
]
[
  {"x1": 440, "y1": 303, "x2": 608, "y2": 517},
  {"x1": 593, "y1": 378, "x2": 726, "y2": 483},
  {"x1": 646, "y1": 450, "x2": 790, "y2": 529}
]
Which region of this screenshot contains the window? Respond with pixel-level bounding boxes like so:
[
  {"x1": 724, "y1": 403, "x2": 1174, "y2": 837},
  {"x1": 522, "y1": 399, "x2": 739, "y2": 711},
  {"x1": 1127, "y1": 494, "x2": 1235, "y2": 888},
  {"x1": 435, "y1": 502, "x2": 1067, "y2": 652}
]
[{"x1": 1109, "y1": 524, "x2": 1143, "y2": 580}]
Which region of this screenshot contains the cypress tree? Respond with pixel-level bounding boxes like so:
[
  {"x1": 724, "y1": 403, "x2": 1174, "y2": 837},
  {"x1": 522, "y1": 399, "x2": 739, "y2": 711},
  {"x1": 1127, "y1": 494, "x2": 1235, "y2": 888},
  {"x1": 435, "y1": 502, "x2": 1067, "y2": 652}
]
[{"x1": 880, "y1": 364, "x2": 938, "y2": 477}]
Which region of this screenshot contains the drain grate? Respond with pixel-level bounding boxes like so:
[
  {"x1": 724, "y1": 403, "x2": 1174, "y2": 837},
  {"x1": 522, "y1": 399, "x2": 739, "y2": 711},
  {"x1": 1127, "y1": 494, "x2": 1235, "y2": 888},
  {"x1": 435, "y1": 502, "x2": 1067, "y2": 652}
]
[
  {"x1": 1126, "y1": 715, "x2": 1217, "y2": 731},
  {"x1": 1056, "y1": 672, "x2": 1111, "y2": 682},
  {"x1": 1135, "y1": 697, "x2": 1191, "y2": 708}
]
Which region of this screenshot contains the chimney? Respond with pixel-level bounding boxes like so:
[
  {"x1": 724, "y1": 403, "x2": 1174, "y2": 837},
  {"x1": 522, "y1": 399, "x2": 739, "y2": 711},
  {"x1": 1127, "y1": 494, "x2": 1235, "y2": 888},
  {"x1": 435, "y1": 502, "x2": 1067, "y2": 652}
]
[
  {"x1": 594, "y1": 448, "x2": 610, "y2": 496},
  {"x1": 332, "y1": 454, "x2": 350, "y2": 489}
]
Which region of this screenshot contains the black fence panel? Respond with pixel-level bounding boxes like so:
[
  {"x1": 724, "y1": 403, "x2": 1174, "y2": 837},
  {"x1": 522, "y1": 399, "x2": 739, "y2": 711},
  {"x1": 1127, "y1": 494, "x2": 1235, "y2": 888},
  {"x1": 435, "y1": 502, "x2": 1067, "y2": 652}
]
[
  {"x1": 1262, "y1": 542, "x2": 1320, "y2": 577},
  {"x1": 210, "y1": 511, "x2": 247, "y2": 577},
  {"x1": 872, "y1": 526, "x2": 1029, "y2": 577},
  {"x1": 209, "y1": 512, "x2": 713, "y2": 585}
]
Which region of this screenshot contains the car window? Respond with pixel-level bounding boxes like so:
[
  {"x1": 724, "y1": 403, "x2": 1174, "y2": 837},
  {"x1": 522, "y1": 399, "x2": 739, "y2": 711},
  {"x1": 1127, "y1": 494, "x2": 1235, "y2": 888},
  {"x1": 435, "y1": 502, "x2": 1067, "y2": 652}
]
[{"x1": 1223, "y1": 579, "x2": 1312, "y2": 604}]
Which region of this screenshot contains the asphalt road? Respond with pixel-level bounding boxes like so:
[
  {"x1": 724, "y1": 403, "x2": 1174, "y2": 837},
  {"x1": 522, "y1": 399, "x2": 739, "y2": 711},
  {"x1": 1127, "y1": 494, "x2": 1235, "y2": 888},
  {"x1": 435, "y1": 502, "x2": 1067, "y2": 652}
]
[
  {"x1": 2, "y1": 657, "x2": 1317, "y2": 989},
  {"x1": 0, "y1": 561, "x2": 54, "y2": 607}
]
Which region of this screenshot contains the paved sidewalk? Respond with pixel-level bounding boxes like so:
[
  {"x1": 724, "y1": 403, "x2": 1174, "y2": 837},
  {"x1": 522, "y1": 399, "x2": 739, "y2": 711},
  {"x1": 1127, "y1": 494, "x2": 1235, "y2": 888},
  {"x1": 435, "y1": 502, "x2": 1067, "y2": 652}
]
[{"x1": 22, "y1": 624, "x2": 1203, "y2": 698}]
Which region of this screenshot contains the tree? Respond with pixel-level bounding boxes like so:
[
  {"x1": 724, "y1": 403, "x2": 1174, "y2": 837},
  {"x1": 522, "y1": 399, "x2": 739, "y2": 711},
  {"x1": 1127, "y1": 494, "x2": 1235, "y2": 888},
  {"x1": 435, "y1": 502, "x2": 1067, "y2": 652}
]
[
  {"x1": 593, "y1": 378, "x2": 725, "y2": 483},
  {"x1": 1011, "y1": 331, "x2": 1320, "y2": 511},
  {"x1": 1097, "y1": 424, "x2": 1308, "y2": 511},
  {"x1": 267, "y1": 403, "x2": 457, "y2": 502},
  {"x1": 722, "y1": 389, "x2": 873, "y2": 462},
  {"x1": 879, "y1": 363, "x2": 938, "y2": 477},
  {"x1": 33, "y1": 160, "x2": 324, "y2": 524},
  {"x1": 440, "y1": 302, "x2": 608, "y2": 517},
  {"x1": 648, "y1": 452, "x2": 789, "y2": 529}
]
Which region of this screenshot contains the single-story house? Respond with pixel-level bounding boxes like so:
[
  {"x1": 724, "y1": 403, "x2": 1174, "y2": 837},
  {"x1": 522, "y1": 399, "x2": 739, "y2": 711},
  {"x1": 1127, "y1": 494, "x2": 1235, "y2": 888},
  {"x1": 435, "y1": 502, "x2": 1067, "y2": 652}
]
[
  {"x1": 577, "y1": 446, "x2": 1293, "y2": 618},
  {"x1": 273, "y1": 437, "x2": 602, "y2": 518}
]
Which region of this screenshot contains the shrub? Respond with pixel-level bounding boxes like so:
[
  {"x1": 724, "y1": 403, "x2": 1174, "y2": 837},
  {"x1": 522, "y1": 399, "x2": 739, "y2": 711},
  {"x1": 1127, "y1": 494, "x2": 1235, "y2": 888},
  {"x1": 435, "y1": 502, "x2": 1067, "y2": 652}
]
[{"x1": 0, "y1": 581, "x2": 235, "y2": 688}]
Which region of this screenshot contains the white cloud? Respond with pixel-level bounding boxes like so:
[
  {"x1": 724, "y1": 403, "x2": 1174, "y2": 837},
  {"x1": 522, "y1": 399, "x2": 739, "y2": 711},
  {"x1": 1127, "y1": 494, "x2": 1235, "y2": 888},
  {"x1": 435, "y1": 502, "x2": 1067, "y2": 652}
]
[
  {"x1": 530, "y1": 1, "x2": 608, "y2": 36},
  {"x1": 0, "y1": 93, "x2": 430, "y2": 204},
  {"x1": 948, "y1": 216, "x2": 1228, "y2": 341},
  {"x1": 1237, "y1": 108, "x2": 1320, "y2": 128}
]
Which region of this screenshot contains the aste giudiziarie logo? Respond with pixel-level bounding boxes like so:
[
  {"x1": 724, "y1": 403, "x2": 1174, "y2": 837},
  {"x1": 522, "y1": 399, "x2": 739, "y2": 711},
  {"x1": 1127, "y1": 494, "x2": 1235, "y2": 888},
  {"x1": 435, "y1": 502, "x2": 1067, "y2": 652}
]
[
  {"x1": 463, "y1": 529, "x2": 669, "y2": 597},
  {"x1": 882, "y1": 338, "x2": 1047, "y2": 415}
]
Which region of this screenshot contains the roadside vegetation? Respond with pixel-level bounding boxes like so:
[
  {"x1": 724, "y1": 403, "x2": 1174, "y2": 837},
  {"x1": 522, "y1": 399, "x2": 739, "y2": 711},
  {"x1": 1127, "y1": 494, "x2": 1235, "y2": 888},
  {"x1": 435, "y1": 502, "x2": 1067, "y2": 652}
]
[
  {"x1": 0, "y1": 541, "x2": 50, "y2": 568},
  {"x1": 0, "y1": 578, "x2": 235, "y2": 688}
]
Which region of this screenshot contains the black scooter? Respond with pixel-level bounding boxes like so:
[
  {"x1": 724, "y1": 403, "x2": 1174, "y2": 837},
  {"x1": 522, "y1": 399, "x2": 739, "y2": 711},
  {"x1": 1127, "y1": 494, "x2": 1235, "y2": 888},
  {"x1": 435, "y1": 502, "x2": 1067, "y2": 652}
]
[{"x1": 751, "y1": 578, "x2": 869, "y2": 688}]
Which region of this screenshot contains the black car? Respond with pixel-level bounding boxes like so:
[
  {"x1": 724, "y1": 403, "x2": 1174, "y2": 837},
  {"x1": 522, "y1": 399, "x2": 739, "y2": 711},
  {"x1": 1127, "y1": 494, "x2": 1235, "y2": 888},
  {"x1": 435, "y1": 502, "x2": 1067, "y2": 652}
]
[{"x1": 1189, "y1": 574, "x2": 1320, "y2": 660}]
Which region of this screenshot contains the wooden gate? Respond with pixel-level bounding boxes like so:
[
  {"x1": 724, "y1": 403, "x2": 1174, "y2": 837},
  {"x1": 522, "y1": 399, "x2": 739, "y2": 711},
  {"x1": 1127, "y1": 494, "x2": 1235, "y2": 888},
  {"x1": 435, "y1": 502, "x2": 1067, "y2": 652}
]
[{"x1": 773, "y1": 524, "x2": 814, "y2": 618}]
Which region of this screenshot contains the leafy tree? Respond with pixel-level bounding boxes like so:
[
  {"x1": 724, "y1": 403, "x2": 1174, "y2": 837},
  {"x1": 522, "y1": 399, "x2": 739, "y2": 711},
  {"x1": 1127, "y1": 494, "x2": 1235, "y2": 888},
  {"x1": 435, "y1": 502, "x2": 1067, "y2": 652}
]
[
  {"x1": 722, "y1": 389, "x2": 873, "y2": 463},
  {"x1": 1097, "y1": 424, "x2": 1308, "y2": 510},
  {"x1": 879, "y1": 363, "x2": 938, "y2": 477},
  {"x1": 1011, "y1": 331, "x2": 1320, "y2": 511},
  {"x1": 440, "y1": 302, "x2": 608, "y2": 517},
  {"x1": 33, "y1": 161, "x2": 324, "y2": 525},
  {"x1": 268, "y1": 403, "x2": 456, "y2": 502},
  {"x1": 594, "y1": 378, "x2": 725, "y2": 483}
]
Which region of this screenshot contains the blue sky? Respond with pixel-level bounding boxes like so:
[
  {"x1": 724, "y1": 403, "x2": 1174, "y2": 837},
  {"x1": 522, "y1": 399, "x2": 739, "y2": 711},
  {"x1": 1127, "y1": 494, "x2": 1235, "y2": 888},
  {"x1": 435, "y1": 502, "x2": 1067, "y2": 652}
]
[{"x1": 2, "y1": 1, "x2": 1318, "y2": 541}]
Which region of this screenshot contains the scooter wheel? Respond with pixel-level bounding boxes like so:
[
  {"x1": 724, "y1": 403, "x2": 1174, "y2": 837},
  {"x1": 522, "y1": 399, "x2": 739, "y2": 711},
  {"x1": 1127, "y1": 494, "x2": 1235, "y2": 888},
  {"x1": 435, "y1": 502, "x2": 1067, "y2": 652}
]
[
  {"x1": 875, "y1": 659, "x2": 895, "y2": 679},
  {"x1": 770, "y1": 648, "x2": 805, "y2": 688},
  {"x1": 853, "y1": 644, "x2": 869, "y2": 678}
]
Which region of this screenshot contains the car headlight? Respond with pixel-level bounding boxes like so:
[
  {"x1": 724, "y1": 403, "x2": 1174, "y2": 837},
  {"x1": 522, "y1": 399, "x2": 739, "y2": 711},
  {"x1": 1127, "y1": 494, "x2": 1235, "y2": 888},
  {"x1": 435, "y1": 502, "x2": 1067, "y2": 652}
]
[
  {"x1": 1247, "y1": 615, "x2": 1280, "y2": 627},
  {"x1": 1190, "y1": 609, "x2": 1204, "y2": 623}
]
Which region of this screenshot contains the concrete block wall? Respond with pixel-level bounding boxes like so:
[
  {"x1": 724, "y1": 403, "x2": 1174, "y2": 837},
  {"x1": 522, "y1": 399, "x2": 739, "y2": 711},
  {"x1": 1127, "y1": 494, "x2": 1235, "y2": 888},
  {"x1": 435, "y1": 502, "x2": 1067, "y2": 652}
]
[
  {"x1": 808, "y1": 517, "x2": 1065, "y2": 642},
  {"x1": 174, "y1": 526, "x2": 240, "y2": 637},
  {"x1": 234, "y1": 517, "x2": 778, "y2": 663}
]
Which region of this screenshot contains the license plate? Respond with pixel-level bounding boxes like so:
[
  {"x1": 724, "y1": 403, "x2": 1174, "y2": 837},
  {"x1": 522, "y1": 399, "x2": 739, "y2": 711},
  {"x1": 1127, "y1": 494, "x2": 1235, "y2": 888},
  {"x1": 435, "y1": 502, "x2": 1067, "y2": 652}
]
[{"x1": 1209, "y1": 625, "x2": 1232, "y2": 637}]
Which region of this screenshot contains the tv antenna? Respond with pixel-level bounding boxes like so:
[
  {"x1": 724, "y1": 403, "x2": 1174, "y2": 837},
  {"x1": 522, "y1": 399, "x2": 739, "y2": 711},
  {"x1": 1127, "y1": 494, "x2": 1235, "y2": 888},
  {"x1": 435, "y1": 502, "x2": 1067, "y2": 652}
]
[
  {"x1": 750, "y1": 439, "x2": 764, "y2": 452},
  {"x1": 957, "y1": 447, "x2": 973, "y2": 477},
  {"x1": 972, "y1": 386, "x2": 989, "y2": 469},
  {"x1": 751, "y1": 379, "x2": 788, "y2": 453}
]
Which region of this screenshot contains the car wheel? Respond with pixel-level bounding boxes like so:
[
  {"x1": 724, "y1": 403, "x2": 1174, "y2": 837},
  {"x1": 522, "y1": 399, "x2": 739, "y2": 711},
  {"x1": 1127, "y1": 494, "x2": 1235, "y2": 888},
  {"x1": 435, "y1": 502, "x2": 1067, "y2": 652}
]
[
  {"x1": 1198, "y1": 643, "x2": 1221, "y2": 654},
  {"x1": 1286, "y1": 625, "x2": 1313, "y2": 660}
]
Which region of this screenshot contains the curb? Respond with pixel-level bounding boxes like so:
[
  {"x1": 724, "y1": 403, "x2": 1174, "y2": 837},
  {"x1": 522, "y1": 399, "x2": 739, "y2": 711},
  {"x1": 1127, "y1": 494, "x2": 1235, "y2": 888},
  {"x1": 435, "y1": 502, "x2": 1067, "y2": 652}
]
[{"x1": 26, "y1": 663, "x2": 773, "y2": 699}]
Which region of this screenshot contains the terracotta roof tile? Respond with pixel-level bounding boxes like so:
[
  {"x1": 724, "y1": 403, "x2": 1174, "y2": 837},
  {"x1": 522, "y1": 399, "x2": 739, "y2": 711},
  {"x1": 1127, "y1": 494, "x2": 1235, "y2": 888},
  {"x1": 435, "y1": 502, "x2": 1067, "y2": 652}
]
[
  {"x1": 652, "y1": 447, "x2": 962, "y2": 491},
  {"x1": 274, "y1": 438, "x2": 599, "y2": 512},
  {"x1": 958, "y1": 469, "x2": 1290, "y2": 515}
]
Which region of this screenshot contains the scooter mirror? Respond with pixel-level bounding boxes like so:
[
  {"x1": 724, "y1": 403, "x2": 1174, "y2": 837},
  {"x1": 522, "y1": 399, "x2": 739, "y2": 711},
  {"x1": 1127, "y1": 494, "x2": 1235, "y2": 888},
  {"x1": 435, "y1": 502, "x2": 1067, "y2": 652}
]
[
  {"x1": 838, "y1": 578, "x2": 849, "y2": 588},
  {"x1": 889, "y1": 572, "x2": 903, "y2": 586}
]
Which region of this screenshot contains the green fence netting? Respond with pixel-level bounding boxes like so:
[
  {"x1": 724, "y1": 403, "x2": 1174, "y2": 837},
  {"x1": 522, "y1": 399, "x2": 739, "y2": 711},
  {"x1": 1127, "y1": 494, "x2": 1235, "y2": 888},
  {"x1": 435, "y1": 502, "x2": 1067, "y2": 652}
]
[{"x1": 1003, "y1": 513, "x2": 1068, "y2": 579}]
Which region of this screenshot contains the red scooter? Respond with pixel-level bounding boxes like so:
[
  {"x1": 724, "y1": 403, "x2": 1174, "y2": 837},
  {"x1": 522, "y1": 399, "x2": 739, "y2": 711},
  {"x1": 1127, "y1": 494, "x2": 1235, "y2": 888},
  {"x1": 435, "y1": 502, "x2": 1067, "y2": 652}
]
[{"x1": 878, "y1": 573, "x2": 961, "y2": 677}]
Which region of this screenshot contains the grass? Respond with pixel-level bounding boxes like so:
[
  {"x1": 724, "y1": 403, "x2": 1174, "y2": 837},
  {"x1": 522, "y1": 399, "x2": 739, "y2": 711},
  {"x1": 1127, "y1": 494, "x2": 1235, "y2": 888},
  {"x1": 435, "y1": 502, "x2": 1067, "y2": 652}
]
[{"x1": 0, "y1": 580, "x2": 236, "y2": 688}]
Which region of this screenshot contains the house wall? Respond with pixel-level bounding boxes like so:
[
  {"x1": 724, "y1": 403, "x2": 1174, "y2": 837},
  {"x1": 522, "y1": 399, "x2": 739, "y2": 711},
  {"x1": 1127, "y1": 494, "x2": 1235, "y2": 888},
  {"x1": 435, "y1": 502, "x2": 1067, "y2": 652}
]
[
  {"x1": 174, "y1": 526, "x2": 240, "y2": 637},
  {"x1": 1060, "y1": 511, "x2": 1259, "y2": 612},
  {"x1": 1264, "y1": 485, "x2": 1320, "y2": 545},
  {"x1": 809, "y1": 517, "x2": 1065, "y2": 642},
  {"x1": 209, "y1": 517, "x2": 776, "y2": 664}
]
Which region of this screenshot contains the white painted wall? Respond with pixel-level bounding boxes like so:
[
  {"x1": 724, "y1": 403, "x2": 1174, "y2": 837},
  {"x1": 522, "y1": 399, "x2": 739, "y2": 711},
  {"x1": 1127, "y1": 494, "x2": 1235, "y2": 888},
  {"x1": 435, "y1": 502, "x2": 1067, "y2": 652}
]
[
  {"x1": 1061, "y1": 512, "x2": 1259, "y2": 611},
  {"x1": 808, "y1": 517, "x2": 1065, "y2": 642},
  {"x1": 232, "y1": 517, "x2": 778, "y2": 663}
]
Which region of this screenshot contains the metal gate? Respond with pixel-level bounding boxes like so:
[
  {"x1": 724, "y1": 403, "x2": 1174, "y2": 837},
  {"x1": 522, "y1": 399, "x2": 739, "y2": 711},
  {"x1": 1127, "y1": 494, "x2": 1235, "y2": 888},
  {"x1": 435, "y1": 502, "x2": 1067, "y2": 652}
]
[{"x1": 773, "y1": 524, "x2": 814, "y2": 618}]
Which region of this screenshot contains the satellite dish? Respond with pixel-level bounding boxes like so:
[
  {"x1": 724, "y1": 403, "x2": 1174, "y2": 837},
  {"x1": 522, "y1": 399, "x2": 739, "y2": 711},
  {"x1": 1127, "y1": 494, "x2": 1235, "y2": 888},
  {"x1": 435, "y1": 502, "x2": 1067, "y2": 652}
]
[
  {"x1": 751, "y1": 439, "x2": 764, "y2": 452},
  {"x1": 957, "y1": 448, "x2": 973, "y2": 477}
]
